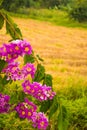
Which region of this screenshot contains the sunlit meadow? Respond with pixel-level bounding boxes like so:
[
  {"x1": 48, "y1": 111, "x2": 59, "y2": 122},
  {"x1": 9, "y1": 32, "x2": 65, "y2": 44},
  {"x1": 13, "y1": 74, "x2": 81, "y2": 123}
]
[{"x1": 0, "y1": 17, "x2": 87, "y2": 92}]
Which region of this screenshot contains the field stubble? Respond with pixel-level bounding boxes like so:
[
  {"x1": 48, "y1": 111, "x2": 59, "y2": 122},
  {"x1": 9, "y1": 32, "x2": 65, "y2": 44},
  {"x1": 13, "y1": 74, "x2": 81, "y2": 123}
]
[{"x1": 0, "y1": 17, "x2": 87, "y2": 91}]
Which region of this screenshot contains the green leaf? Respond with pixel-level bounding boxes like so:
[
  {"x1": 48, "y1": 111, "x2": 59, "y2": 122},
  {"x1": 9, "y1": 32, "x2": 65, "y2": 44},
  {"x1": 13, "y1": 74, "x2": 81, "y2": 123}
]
[
  {"x1": 6, "y1": 21, "x2": 15, "y2": 39},
  {"x1": 40, "y1": 100, "x2": 53, "y2": 113},
  {"x1": 0, "y1": 0, "x2": 4, "y2": 6},
  {"x1": 0, "y1": 13, "x2": 4, "y2": 29},
  {"x1": 4, "y1": 11, "x2": 22, "y2": 40},
  {"x1": 0, "y1": 76, "x2": 3, "y2": 91},
  {"x1": 43, "y1": 74, "x2": 53, "y2": 87},
  {"x1": 6, "y1": 14, "x2": 22, "y2": 39},
  {"x1": 0, "y1": 59, "x2": 7, "y2": 72},
  {"x1": 18, "y1": 91, "x2": 26, "y2": 102},
  {"x1": 6, "y1": 20, "x2": 22, "y2": 40},
  {"x1": 1, "y1": 75, "x2": 12, "y2": 85},
  {"x1": 33, "y1": 64, "x2": 45, "y2": 82},
  {"x1": 36, "y1": 54, "x2": 44, "y2": 62},
  {"x1": 0, "y1": 10, "x2": 22, "y2": 39},
  {"x1": 24, "y1": 54, "x2": 35, "y2": 64},
  {"x1": 14, "y1": 23, "x2": 22, "y2": 37},
  {"x1": 49, "y1": 96, "x2": 59, "y2": 119},
  {"x1": 57, "y1": 105, "x2": 68, "y2": 130}
]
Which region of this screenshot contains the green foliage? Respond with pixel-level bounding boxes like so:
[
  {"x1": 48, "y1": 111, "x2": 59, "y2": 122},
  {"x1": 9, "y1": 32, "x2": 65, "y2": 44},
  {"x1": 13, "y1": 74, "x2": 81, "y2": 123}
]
[
  {"x1": 69, "y1": 0, "x2": 87, "y2": 22},
  {"x1": 43, "y1": 74, "x2": 53, "y2": 87},
  {"x1": 62, "y1": 97, "x2": 87, "y2": 130},
  {"x1": 40, "y1": 95, "x2": 69, "y2": 130},
  {"x1": 49, "y1": 96, "x2": 59, "y2": 119},
  {"x1": 57, "y1": 105, "x2": 68, "y2": 130},
  {"x1": 7, "y1": 84, "x2": 25, "y2": 104},
  {"x1": 47, "y1": 84, "x2": 87, "y2": 130},
  {"x1": 0, "y1": 59, "x2": 7, "y2": 72},
  {"x1": 0, "y1": 13, "x2": 4, "y2": 29},
  {"x1": 33, "y1": 64, "x2": 45, "y2": 82},
  {"x1": 40, "y1": 100, "x2": 53, "y2": 113},
  {"x1": 1, "y1": 0, "x2": 70, "y2": 10},
  {"x1": 0, "y1": 0, "x2": 4, "y2": 6},
  {"x1": 1, "y1": 0, "x2": 26, "y2": 11},
  {"x1": 57, "y1": 78, "x2": 87, "y2": 130},
  {"x1": 24, "y1": 53, "x2": 35, "y2": 64},
  {"x1": 0, "y1": 112, "x2": 36, "y2": 130},
  {"x1": 0, "y1": 9, "x2": 22, "y2": 40},
  {"x1": 1, "y1": 75, "x2": 12, "y2": 86}
]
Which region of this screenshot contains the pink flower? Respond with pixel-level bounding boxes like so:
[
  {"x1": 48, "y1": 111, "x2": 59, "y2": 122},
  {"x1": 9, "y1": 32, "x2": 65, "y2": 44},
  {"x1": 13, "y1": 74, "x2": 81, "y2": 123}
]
[
  {"x1": 32, "y1": 112, "x2": 48, "y2": 130},
  {"x1": 22, "y1": 63, "x2": 36, "y2": 78},
  {"x1": 0, "y1": 93, "x2": 10, "y2": 113},
  {"x1": 0, "y1": 40, "x2": 32, "y2": 63}
]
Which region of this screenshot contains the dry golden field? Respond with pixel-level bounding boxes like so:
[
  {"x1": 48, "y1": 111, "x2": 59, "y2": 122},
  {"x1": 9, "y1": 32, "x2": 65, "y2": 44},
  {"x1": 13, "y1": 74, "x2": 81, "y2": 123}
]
[{"x1": 0, "y1": 17, "x2": 87, "y2": 90}]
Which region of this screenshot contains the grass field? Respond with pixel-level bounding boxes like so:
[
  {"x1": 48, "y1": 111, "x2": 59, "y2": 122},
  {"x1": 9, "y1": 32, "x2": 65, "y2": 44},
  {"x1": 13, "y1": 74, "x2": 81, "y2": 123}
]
[{"x1": 0, "y1": 17, "x2": 87, "y2": 92}]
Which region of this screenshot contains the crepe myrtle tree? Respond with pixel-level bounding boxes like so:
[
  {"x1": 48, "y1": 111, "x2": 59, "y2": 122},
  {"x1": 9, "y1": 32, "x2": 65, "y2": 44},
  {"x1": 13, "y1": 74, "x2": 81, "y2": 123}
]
[
  {"x1": 0, "y1": 1, "x2": 68, "y2": 130},
  {"x1": 0, "y1": 39, "x2": 57, "y2": 130}
]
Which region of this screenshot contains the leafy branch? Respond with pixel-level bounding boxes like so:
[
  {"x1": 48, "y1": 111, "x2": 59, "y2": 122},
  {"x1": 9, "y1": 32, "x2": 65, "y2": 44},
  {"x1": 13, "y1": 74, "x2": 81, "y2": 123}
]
[
  {"x1": 0, "y1": 9, "x2": 22, "y2": 40},
  {"x1": 0, "y1": 0, "x2": 4, "y2": 6}
]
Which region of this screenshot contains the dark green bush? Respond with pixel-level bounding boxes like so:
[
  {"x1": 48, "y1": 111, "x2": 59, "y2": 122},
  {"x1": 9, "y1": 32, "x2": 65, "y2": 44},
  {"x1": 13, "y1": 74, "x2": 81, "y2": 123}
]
[{"x1": 69, "y1": 0, "x2": 87, "y2": 22}]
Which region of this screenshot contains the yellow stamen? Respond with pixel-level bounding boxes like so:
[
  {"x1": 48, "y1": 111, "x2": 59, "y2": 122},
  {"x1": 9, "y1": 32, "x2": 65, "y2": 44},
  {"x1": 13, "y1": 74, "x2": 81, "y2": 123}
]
[
  {"x1": 26, "y1": 86, "x2": 30, "y2": 90},
  {"x1": 15, "y1": 46, "x2": 19, "y2": 50},
  {"x1": 7, "y1": 54, "x2": 11, "y2": 59},
  {"x1": 3, "y1": 47, "x2": 6, "y2": 52},
  {"x1": 28, "y1": 112, "x2": 32, "y2": 116},
  {"x1": 40, "y1": 121, "x2": 44, "y2": 127},
  {"x1": 18, "y1": 71, "x2": 21, "y2": 75},
  {"x1": 31, "y1": 89, "x2": 35, "y2": 93},
  {"x1": 25, "y1": 47, "x2": 29, "y2": 52},
  {"x1": 8, "y1": 72, "x2": 11, "y2": 76},
  {"x1": 22, "y1": 111, "x2": 25, "y2": 115},
  {"x1": 27, "y1": 67, "x2": 31, "y2": 72}
]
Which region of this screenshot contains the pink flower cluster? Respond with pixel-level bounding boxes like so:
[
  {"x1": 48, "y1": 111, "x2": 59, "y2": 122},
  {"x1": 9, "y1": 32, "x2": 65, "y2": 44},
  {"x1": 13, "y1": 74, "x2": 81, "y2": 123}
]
[
  {"x1": 15, "y1": 98, "x2": 48, "y2": 130},
  {"x1": 15, "y1": 98, "x2": 37, "y2": 119},
  {"x1": 0, "y1": 40, "x2": 56, "y2": 130},
  {"x1": 2, "y1": 62, "x2": 36, "y2": 80},
  {"x1": 0, "y1": 93, "x2": 10, "y2": 113},
  {"x1": 0, "y1": 40, "x2": 32, "y2": 62},
  {"x1": 22, "y1": 80, "x2": 56, "y2": 101}
]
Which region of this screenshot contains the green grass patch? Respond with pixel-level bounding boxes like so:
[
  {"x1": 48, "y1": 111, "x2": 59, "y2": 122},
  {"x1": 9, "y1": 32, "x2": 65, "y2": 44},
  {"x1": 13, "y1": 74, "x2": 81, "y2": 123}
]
[{"x1": 9, "y1": 8, "x2": 87, "y2": 29}]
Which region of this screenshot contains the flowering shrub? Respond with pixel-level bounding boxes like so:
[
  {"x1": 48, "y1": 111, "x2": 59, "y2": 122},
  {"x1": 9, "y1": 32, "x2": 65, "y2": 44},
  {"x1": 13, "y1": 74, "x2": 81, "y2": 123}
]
[
  {"x1": 0, "y1": 8, "x2": 68, "y2": 130},
  {"x1": 0, "y1": 39, "x2": 56, "y2": 130}
]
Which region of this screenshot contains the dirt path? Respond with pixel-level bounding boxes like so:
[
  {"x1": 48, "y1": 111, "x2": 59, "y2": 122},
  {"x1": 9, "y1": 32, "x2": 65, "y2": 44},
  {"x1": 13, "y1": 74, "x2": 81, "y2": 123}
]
[{"x1": 0, "y1": 18, "x2": 87, "y2": 89}]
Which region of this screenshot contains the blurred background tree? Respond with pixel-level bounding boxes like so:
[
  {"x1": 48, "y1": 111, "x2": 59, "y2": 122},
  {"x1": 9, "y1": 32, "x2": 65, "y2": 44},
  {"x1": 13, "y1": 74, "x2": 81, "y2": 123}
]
[
  {"x1": 1, "y1": 0, "x2": 71, "y2": 10},
  {"x1": 69, "y1": 0, "x2": 87, "y2": 22},
  {"x1": 1, "y1": 0, "x2": 87, "y2": 23}
]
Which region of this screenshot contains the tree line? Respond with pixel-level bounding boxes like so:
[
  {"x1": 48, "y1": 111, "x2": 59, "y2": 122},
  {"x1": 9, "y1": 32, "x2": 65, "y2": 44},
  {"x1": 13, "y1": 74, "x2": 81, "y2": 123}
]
[
  {"x1": 1, "y1": 0, "x2": 87, "y2": 22},
  {"x1": 1, "y1": 0, "x2": 72, "y2": 11}
]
